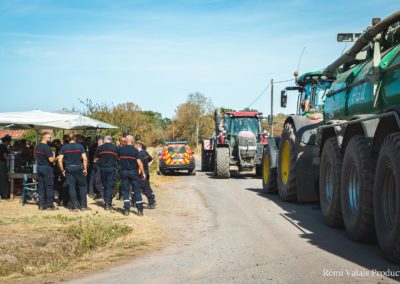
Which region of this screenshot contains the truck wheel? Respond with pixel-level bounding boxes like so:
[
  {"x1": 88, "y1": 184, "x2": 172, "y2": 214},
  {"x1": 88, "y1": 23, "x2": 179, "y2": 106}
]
[
  {"x1": 201, "y1": 149, "x2": 207, "y2": 171},
  {"x1": 256, "y1": 165, "x2": 262, "y2": 177},
  {"x1": 341, "y1": 135, "x2": 376, "y2": 241},
  {"x1": 320, "y1": 137, "x2": 343, "y2": 227},
  {"x1": 277, "y1": 123, "x2": 297, "y2": 201},
  {"x1": 215, "y1": 147, "x2": 230, "y2": 178},
  {"x1": 262, "y1": 145, "x2": 277, "y2": 193},
  {"x1": 374, "y1": 133, "x2": 400, "y2": 263},
  {"x1": 201, "y1": 147, "x2": 210, "y2": 171}
]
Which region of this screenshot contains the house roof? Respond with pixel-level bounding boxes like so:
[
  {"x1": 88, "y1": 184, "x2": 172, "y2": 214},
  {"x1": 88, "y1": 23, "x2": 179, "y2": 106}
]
[{"x1": 0, "y1": 129, "x2": 53, "y2": 140}]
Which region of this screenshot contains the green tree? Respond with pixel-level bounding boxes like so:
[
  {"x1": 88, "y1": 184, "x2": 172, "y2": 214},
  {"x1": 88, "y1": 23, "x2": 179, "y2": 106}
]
[{"x1": 168, "y1": 92, "x2": 214, "y2": 146}]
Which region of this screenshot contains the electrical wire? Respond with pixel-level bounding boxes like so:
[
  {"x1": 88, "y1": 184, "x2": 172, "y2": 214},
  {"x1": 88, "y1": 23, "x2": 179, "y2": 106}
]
[
  {"x1": 247, "y1": 82, "x2": 271, "y2": 108},
  {"x1": 274, "y1": 78, "x2": 295, "y2": 84},
  {"x1": 247, "y1": 77, "x2": 295, "y2": 109}
]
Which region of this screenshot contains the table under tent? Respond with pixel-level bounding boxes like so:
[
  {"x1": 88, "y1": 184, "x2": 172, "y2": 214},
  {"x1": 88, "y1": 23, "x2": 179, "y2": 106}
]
[{"x1": 0, "y1": 110, "x2": 117, "y2": 201}]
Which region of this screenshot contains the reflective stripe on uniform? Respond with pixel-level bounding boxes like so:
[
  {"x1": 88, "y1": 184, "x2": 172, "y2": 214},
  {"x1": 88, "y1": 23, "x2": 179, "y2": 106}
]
[
  {"x1": 99, "y1": 151, "x2": 117, "y2": 156},
  {"x1": 120, "y1": 156, "x2": 137, "y2": 160},
  {"x1": 64, "y1": 150, "x2": 82, "y2": 153}
]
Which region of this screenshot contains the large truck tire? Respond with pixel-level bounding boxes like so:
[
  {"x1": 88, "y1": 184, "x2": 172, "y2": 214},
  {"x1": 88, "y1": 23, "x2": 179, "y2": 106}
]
[
  {"x1": 201, "y1": 147, "x2": 210, "y2": 171},
  {"x1": 374, "y1": 133, "x2": 400, "y2": 263},
  {"x1": 262, "y1": 145, "x2": 277, "y2": 193},
  {"x1": 341, "y1": 135, "x2": 376, "y2": 242},
  {"x1": 256, "y1": 165, "x2": 262, "y2": 177},
  {"x1": 277, "y1": 124, "x2": 297, "y2": 201},
  {"x1": 215, "y1": 147, "x2": 230, "y2": 179},
  {"x1": 319, "y1": 137, "x2": 343, "y2": 227}
]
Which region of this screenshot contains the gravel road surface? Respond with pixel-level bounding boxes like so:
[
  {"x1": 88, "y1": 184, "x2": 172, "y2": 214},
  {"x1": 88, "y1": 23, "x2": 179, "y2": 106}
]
[{"x1": 70, "y1": 167, "x2": 400, "y2": 284}]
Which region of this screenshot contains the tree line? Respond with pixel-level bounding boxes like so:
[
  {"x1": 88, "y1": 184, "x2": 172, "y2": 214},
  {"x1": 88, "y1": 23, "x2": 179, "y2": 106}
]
[{"x1": 22, "y1": 92, "x2": 285, "y2": 146}]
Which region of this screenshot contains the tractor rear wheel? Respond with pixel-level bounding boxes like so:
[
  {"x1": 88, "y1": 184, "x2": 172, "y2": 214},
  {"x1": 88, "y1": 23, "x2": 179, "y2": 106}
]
[
  {"x1": 201, "y1": 145, "x2": 212, "y2": 171},
  {"x1": 262, "y1": 145, "x2": 277, "y2": 193},
  {"x1": 320, "y1": 137, "x2": 343, "y2": 227},
  {"x1": 215, "y1": 147, "x2": 230, "y2": 179},
  {"x1": 341, "y1": 135, "x2": 376, "y2": 241},
  {"x1": 374, "y1": 133, "x2": 400, "y2": 263},
  {"x1": 277, "y1": 123, "x2": 297, "y2": 201},
  {"x1": 256, "y1": 165, "x2": 262, "y2": 177}
]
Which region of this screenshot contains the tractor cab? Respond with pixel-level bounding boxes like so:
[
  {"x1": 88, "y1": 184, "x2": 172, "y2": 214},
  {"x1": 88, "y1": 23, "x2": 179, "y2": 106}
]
[
  {"x1": 281, "y1": 71, "x2": 333, "y2": 120},
  {"x1": 223, "y1": 112, "x2": 263, "y2": 146}
]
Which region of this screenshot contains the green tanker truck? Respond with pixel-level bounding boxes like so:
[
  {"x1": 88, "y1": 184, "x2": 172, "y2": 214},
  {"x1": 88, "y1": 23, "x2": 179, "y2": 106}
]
[{"x1": 262, "y1": 11, "x2": 400, "y2": 262}]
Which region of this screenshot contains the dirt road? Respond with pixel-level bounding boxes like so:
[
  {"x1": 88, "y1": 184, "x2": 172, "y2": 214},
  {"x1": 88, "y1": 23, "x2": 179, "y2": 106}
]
[{"x1": 70, "y1": 168, "x2": 400, "y2": 283}]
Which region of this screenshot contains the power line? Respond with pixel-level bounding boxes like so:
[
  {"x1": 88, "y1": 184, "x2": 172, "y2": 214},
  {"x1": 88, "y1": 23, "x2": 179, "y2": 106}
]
[
  {"x1": 247, "y1": 82, "x2": 271, "y2": 109},
  {"x1": 247, "y1": 78, "x2": 294, "y2": 109},
  {"x1": 274, "y1": 78, "x2": 295, "y2": 84}
]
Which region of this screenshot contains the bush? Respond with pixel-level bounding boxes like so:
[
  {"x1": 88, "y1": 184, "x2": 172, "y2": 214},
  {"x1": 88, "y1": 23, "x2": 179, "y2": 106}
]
[{"x1": 65, "y1": 215, "x2": 132, "y2": 256}]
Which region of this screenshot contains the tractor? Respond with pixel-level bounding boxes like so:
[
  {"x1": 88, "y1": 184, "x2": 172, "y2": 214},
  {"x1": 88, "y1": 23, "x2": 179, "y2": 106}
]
[
  {"x1": 261, "y1": 72, "x2": 333, "y2": 201},
  {"x1": 201, "y1": 110, "x2": 267, "y2": 178},
  {"x1": 263, "y1": 11, "x2": 400, "y2": 262}
]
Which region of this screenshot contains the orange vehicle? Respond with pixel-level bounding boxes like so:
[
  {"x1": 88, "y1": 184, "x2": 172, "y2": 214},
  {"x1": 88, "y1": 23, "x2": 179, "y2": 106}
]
[{"x1": 159, "y1": 141, "x2": 196, "y2": 175}]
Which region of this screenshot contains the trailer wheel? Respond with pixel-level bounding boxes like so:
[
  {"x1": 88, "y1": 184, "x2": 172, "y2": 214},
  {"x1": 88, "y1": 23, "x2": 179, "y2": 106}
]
[
  {"x1": 320, "y1": 137, "x2": 343, "y2": 227},
  {"x1": 341, "y1": 135, "x2": 376, "y2": 241},
  {"x1": 374, "y1": 133, "x2": 400, "y2": 263},
  {"x1": 215, "y1": 147, "x2": 230, "y2": 178},
  {"x1": 262, "y1": 145, "x2": 277, "y2": 193},
  {"x1": 201, "y1": 144, "x2": 212, "y2": 171},
  {"x1": 277, "y1": 124, "x2": 297, "y2": 201},
  {"x1": 256, "y1": 165, "x2": 262, "y2": 177}
]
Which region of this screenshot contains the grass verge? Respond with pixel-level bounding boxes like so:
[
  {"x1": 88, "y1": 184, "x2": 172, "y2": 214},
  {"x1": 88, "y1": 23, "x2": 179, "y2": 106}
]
[{"x1": 0, "y1": 198, "x2": 163, "y2": 283}]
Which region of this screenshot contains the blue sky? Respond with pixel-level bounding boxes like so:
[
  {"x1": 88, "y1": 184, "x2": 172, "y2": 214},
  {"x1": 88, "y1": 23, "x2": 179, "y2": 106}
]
[{"x1": 0, "y1": 0, "x2": 398, "y2": 118}]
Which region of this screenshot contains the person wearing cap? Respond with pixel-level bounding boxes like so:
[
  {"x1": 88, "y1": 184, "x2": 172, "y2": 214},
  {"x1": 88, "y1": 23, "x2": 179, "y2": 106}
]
[
  {"x1": 0, "y1": 135, "x2": 11, "y2": 199},
  {"x1": 118, "y1": 135, "x2": 145, "y2": 216},
  {"x1": 58, "y1": 134, "x2": 89, "y2": 211},
  {"x1": 135, "y1": 142, "x2": 156, "y2": 209},
  {"x1": 94, "y1": 135, "x2": 118, "y2": 210},
  {"x1": 35, "y1": 132, "x2": 58, "y2": 210}
]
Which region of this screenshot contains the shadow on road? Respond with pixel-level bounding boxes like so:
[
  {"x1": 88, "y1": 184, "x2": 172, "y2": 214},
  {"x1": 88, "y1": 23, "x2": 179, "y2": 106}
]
[
  {"x1": 245, "y1": 187, "x2": 400, "y2": 281},
  {"x1": 204, "y1": 171, "x2": 259, "y2": 179}
]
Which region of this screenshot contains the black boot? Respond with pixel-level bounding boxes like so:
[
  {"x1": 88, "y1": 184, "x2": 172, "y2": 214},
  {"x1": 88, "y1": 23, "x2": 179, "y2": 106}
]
[
  {"x1": 123, "y1": 208, "x2": 130, "y2": 216},
  {"x1": 138, "y1": 208, "x2": 144, "y2": 216}
]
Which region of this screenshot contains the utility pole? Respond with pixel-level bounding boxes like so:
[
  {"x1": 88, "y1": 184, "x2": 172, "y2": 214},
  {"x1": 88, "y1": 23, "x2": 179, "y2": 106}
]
[
  {"x1": 172, "y1": 121, "x2": 175, "y2": 141},
  {"x1": 270, "y1": 78, "x2": 274, "y2": 137},
  {"x1": 196, "y1": 120, "x2": 199, "y2": 149}
]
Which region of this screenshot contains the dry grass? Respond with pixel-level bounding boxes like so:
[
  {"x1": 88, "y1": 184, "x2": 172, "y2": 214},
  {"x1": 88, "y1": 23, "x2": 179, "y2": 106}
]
[
  {"x1": 147, "y1": 147, "x2": 178, "y2": 187},
  {"x1": 0, "y1": 195, "x2": 164, "y2": 283},
  {"x1": 0, "y1": 147, "x2": 177, "y2": 283}
]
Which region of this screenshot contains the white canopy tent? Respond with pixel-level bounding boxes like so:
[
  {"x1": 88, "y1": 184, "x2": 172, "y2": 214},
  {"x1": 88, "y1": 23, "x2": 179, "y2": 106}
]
[{"x1": 0, "y1": 110, "x2": 117, "y2": 130}]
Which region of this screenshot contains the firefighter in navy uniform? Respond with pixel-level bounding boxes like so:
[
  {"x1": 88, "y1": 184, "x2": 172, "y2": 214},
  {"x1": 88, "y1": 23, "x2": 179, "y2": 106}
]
[
  {"x1": 35, "y1": 132, "x2": 57, "y2": 210},
  {"x1": 135, "y1": 142, "x2": 156, "y2": 209},
  {"x1": 58, "y1": 135, "x2": 89, "y2": 211},
  {"x1": 118, "y1": 135, "x2": 145, "y2": 216},
  {"x1": 94, "y1": 135, "x2": 118, "y2": 210}
]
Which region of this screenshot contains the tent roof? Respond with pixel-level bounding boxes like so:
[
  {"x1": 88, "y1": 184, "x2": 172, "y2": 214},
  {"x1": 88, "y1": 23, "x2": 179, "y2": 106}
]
[{"x1": 0, "y1": 110, "x2": 117, "y2": 130}]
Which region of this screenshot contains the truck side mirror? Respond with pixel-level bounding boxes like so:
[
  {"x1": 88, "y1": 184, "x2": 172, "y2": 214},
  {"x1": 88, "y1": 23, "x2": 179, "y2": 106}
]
[{"x1": 281, "y1": 90, "x2": 287, "y2": 108}]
